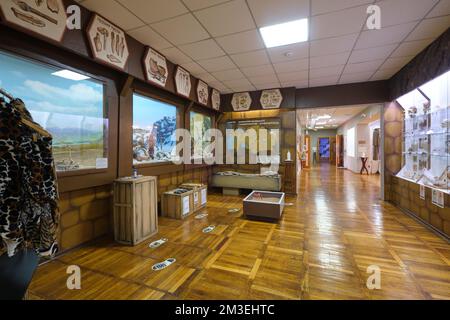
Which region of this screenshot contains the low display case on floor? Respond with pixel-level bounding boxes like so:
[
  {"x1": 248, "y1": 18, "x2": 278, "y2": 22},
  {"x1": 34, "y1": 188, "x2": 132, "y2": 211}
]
[
  {"x1": 161, "y1": 188, "x2": 195, "y2": 219},
  {"x1": 113, "y1": 176, "x2": 158, "y2": 245},
  {"x1": 243, "y1": 190, "x2": 285, "y2": 220}
]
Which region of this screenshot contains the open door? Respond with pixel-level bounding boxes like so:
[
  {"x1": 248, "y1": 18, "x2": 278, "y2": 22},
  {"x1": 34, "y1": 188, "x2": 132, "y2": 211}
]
[
  {"x1": 329, "y1": 136, "x2": 336, "y2": 165},
  {"x1": 336, "y1": 134, "x2": 344, "y2": 167}
]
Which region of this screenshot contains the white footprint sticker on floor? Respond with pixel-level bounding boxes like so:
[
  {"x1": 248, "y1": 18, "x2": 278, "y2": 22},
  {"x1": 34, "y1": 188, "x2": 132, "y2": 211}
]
[
  {"x1": 228, "y1": 208, "x2": 240, "y2": 213},
  {"x1": 202, "y1": 225, "x2": 216, "y2": 233},
  {"x1": 195, "y1": 213, "x2": 208, "y2": 219},
  {"x1": 149, "y1": 238, "x2": 168, "y2": 249},
  {"x1": 152, "y1": 258, "x2": 176, "y2": 271}
]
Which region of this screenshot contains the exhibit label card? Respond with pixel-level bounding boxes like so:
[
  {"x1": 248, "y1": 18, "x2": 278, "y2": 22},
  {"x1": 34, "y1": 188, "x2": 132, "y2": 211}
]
[
  {"x1": 182, "y1": 196, "x2": 190, "y2": 216},
  {"x1": 431, "y1": 189, "x2": 444, "y2": 208},
  {"x1": 201, "y1": 189, "x2": 207, "y2": 205},
  {"x1": 420, "y1": 185, "x2": 425, "y2": 200},
  {"x1": 96, "y1": 158, "x2": 108, "y2": 169}
]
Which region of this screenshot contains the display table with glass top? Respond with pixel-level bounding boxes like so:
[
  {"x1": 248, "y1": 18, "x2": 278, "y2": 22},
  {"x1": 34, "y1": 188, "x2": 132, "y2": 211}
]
[
  {"x1": 243, "y1": 191, "x2": 285, "y2": 220},
  {"x1": 396, "y1": 70, "x2": 449, "y2": 194}
]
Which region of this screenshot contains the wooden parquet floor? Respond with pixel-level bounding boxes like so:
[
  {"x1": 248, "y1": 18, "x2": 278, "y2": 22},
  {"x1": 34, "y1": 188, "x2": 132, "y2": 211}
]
[{"x1": 29, "y1": 164, "x2": 450, "y2": 300}]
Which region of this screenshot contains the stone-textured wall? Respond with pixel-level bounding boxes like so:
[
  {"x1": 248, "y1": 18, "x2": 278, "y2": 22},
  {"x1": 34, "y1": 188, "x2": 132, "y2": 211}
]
[
  {"x1": 57, "y1": 166, "x2": 213, "y2": 253},
  {"x1": 391, "y1": 176, "x2": 450, "y2": 237},
  {"x1": 58, "y1": 185, "x2": 112, "y2": 252}
]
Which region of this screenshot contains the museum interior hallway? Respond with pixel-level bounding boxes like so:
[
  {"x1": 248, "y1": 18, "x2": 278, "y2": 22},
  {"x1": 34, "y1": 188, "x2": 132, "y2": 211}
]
[{"x1": 28, "y1": 165, "x2": 449, "y2": 300}]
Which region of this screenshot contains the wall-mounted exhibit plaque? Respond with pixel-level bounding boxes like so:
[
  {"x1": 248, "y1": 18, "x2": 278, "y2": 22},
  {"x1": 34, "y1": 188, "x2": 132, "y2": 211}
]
[
  {"x1": 260, "y1": 89, "x2": 283, "y2": 109},
  {"x1": 0, "y1": 0, "x2": 67, "y2": 43},
  {"x1": 197, "y1": 80, "x2": 209, "y2": 106},
  {"x1": 211, "y1": 89, "x2": 220, "y2": 111},
  {"x1": 175, "y1": 66, "x2": 191, "y2": 98},
  {"x1": 231, "y1": 92, "x2": 252, "y2": 111},
  {"x1": 87, "y1": 14, "x2": 129, "y2": 70},
  {"x1": 143, "y1": 47, "x2": 168, "y2": 87}
]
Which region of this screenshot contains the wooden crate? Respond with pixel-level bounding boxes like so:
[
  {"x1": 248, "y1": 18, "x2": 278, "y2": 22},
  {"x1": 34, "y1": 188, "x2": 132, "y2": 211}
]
[
  {"x1": 161, "y1": 189, "x2": 194, "y2": 219},
  {"x1": 113, "y1": 176, "x2": 158, "y2": 245},
  {"x1": 179, "y1": 183, "x2": 208, "y2": 212}
]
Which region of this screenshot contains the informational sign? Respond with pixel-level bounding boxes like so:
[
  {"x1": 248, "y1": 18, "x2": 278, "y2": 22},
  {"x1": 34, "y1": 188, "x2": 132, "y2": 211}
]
[
  {"x1": 420, "y1": 184, "x2": 425, "y2": 200},
  {"x1": 432, "y1": 189, "x2": 444, "y2": 208},
  {"x1": 143, "y1": 47, "x2": 168, "y2": 87},
  {"x1": 193, "y1": 192, "x2": 199, "y2": 205},
  {"x1": 231, "y1": 92, "x2": 252, "y2": 111},
  {"x1": 197, "y1": 80, "x2": 209, "y2": 106},
  {"x1": 260, "y1": 89, "x2": 283, "y2": 109},
  {"x1": 201, "y1": 188, "x2": 207, "y2": 205},
  {"x1": 211, "y1": 88, "x2": 220, "y2": 111},
  {"x1": 175, "y1": 66, "x2": 191, "y2": 98},
  {"x1": 182, "y1": 196, "x2": 190, "y2": 215},
  {"x1": 95, "y1": 158, "x2": 108, "y2": 169},
  {"x1": 0, "y1": 0, "x2": 67, "y2": 43},
  {"x1": 87, "y1": 14, "x2": 129, "y2": 70}
]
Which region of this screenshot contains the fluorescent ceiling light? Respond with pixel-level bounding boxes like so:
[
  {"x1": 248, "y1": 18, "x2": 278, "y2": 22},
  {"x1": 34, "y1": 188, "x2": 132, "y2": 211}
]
[
  {"x1": 315, "y1": 126, "x2": 324, "y2": 129},
  {"x1": 317, "y1": 114, "x2": 331, "y2": 120},
  {"x1": 260, "y1": 18, "x2": 308, "y2": 48},
  {"x1": 52, "y1": 69, "x2": 90, "y2": 81}
]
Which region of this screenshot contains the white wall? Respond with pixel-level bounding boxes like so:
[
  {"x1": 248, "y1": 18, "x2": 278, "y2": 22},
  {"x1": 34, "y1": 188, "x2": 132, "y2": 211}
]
[{"x1": 337, "y1": 104, "x2": 382, "y2": 173}]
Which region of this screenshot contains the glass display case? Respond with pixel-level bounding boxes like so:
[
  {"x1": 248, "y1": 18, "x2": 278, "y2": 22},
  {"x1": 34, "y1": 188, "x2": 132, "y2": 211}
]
[{"x1": 396, "y1": 70, "x2": 450, "y2": 193}]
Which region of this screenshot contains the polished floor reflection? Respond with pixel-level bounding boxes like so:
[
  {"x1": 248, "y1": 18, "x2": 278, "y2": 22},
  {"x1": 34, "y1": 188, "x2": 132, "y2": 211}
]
[{"x1": 29, "y1": 164, "x2": 450, "y2": 300}]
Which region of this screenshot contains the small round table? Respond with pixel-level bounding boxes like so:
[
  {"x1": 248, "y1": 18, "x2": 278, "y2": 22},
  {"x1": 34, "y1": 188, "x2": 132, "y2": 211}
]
[{"x1": 360, "y1": 157, "x2": 369, "y2": 175}]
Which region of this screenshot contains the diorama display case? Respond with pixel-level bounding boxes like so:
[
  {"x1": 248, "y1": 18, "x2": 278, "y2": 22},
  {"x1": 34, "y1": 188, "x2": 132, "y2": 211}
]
[
  {"x1": 243, "y1": 190, "x2": 285, "y2": 220},
  {"x1": 396, "y1": 71, "x2": 450, "y2": 194}
]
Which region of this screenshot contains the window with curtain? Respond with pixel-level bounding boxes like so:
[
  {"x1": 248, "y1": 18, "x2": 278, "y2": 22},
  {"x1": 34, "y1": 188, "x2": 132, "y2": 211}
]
[{"x1": 0, "y1": 51, "x2": 107, "y2": 172}]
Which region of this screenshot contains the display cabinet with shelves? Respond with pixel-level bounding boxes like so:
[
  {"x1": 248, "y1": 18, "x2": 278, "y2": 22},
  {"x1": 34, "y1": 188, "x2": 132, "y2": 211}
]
[{"x1": 396, "y1": 71, "x2": 449, "y2": 194}]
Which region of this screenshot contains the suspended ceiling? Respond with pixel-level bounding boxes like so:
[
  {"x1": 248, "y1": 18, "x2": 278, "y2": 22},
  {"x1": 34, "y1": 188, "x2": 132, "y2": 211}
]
[{"x1": 76, "y1": 0, "x2": 450, "y2": 93}]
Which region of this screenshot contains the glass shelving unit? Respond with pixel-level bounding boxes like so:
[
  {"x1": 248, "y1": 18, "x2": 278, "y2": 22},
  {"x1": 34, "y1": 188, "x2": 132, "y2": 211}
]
[{"x1": 396, "y1": 70, "x2": 450, "y2": 194}]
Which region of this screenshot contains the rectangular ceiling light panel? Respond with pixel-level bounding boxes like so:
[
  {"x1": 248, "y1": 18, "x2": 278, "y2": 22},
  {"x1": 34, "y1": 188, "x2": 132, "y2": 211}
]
[{"x1": 260, "y1": 18, "x2": 308, "y2": 48}]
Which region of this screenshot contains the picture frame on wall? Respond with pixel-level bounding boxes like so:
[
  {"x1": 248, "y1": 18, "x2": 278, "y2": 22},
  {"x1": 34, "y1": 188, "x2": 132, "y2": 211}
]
[
  {"x1": 231, "y1": 92, "x2": 252, "y2": 111},
  {"x1": 196, "y1": 80, "x2": 209, "y2": 106},
  {"x1": 0, "y1": 0, "x2": 67, "y2": 44},
  {"x1": 211, "y1": 89, "x2": 221, "y2": 111},
  {"x1": 143, "y1": 47, "x2": 168, "y2": 88},
  {"x1": 175, "y1": 66, "x2": 191, "y2": 98},
  {"x1": 86, "y1": 14, "x2": 129, "y2": 71}
]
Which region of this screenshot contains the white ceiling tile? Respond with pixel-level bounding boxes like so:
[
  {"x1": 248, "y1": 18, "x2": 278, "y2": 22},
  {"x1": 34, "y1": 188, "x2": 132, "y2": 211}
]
[
  {"x1": 406, "y1": 16, "x2": 450, "y2": 41},
  {"x1": 391, "y1": 39, "x2": 434, "y2": 57},
  {"x1": 248, "y1": 74, "x2": 279, "y2": 85},
  {"x1": 371, "y1": 68, "x2": 398, "y2": 80},
  {"x1": 273, "y1": 58, "x2": 309, "y2": 73},
  {"x1": 281, "y1": 80, "x2": 309, "y2": 88},
  {"x1": 427, "y1": 0, "x2": 450, "y2": 18},
  {"x1": 183, "y1": 0, "x2": 230, "y2": 11},
  {"x1": 197, "y1": 56, "x2": 236, "y2": 72},
  {"x1": 230, "y1": 50, "x2": 270, "y2": 67},
  {"x1": 223, "y1": 78, "x2": 255, "y2": 91},
  {"x1": 247, "y1": 0, "x2": 309, "y2": 27},
  {"x1": 379, "y1": 56, "x2": 415, "y2": 70},
  {"x1": 277, "y1": 71, "x2": 308, "y2": 82},
  {"x1": 310, "y1": 52, "x2": 350, "y2": 68},
  {"x1": 241, "y1": 64, "x2": 275, "y2": 77},
  {"x1": 309, "y1": 75, "x2": 340, "y2": 87},
  {"x1": 151, "y1": 14, "x2": 209, "y2": 45},
  {"x1": 267, "y1": 42, "x2": 309, "y2": 63},
  {"x1": 117, "y1": 0, "x2": 188, "y2": 24},
  {"x1": 312, "y1": 0, "x2": 372, "y2": 16},
  {"x1": 179, "y1": 39, "x2": 225, "y2": 60},
  {"x1": 127, "y1": 26, "x2": 172, "y2": 50},
  {"x1": 343, "y1": 60, "x2": 384, "y2": 74},
  {"x1": 81, "y1": 0, "x2": 145, "y2": 31},
  {"x1": 194, "y1": 0, "x2": 255, "y2": 36},
  {"x1": 211, "y1": 68, "x2": 245, "y2": 81},
  {"x1": 310, "y1": 6, "x2": 367, "y2": 40},
  {"x1": 180, "y1": 61, "x2": 207, "y2": 76},
  {"x1": 255, "y1": 83, "x2": 281, "y2": 90},
  {"x1": 339, "y1": 71, "x2": 373, "y2": 84},
  {"x1": 348, "y1": 44, "x2": 397, "y2": 63},
  {"x1": 310, "y1": 33, "x2": 359, "y2": 56},
  {"x1": 310, "y1": 65, "x2": 345, "y2": 79},
  {"x1": 221, "y1": 89, "x2": 233, "y2": 94},
  {"x1": 216, "y1": 30, "x2": 265, "y2": 54},
  {"x1": 197, "y1": 73, "x2": 219, "y2": 83},
  {"x1": 160, "y1": 47, "x2": 192, "y2": 64},
  {"x1": 373, "y1": 0, "x2": 439, "y2": 28},
  {"x1": 355, "y1": 22, "x2": 417, "y2": 49},
  {"x1": 208, "y1": 80, "x2": 229, "y2": 91}
]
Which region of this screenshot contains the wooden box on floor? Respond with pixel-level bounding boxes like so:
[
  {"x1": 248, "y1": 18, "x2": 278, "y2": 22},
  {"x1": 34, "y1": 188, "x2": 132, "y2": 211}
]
[
  {"x1": 161, "y1": 189, "x2": 194, "y2": 219},
  {"x1": 113, "y1": 176, "x2": 158, "y2": 245},
  {"x1": 179, "y1": 183, "x2": 208, "y2": 211}
]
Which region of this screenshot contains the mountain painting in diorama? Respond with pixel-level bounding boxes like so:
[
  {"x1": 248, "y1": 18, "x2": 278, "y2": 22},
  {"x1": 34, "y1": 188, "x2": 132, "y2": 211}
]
[
  {"x1": 133, "y1": 115, "x2": 177, "y2": 164},
  {"x1": 46, "y1": 127, "x2": 104, "y2": 145}
]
